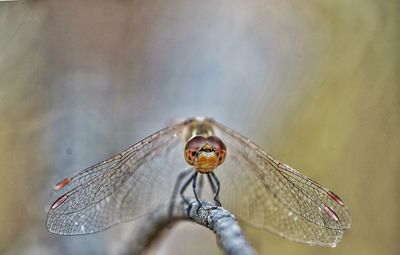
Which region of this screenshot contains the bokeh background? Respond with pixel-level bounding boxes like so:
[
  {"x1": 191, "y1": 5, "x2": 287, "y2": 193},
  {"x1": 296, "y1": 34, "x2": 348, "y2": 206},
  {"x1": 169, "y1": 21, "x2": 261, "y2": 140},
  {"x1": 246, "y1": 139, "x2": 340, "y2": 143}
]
[{"x1": 0, "y1": 1, "x2": 398, "y2": 254}]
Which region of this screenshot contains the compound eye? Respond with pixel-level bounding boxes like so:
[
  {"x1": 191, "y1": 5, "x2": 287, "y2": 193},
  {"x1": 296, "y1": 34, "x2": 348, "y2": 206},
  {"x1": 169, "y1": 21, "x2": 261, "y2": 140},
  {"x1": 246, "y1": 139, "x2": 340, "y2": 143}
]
[
  {"x1": 206, "y1": 136, "x2": 227, "y2": 165},
  {"x1": 184, "y1": 136, "x2": 207, "y2": 165}
]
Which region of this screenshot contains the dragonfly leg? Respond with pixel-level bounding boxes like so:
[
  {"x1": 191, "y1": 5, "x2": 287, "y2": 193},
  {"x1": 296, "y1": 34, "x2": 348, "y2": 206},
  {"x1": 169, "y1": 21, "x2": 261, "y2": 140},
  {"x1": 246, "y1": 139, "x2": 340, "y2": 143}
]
[
  {"x1": 210, "y1": 172, "x2": 222, "y2": 207},
  {"x1": 207, "y1": 173, "x2": 217, "y2": 193},
  {"x1": 197, "y1": 173, "x2": 204, "y2": 198},
  {"x1": 169, "y1": 168, "x2": 193, "y2": 214},
  {"x1": 193, "y1": 172, "x2": 205, "y2": 214},
  {"x1": 192, "y1": 172, "x2": 200, "y2": 204},
  {"x1": 179, "y1": 171, "x2": 196, "y2": 206}
]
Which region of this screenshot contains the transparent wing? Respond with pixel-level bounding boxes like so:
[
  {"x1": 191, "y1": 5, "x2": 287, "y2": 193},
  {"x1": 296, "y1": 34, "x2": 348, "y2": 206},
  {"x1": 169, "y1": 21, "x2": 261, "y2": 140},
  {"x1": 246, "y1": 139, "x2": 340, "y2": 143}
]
[
  {"x1": 211, "y1": 120, "x2": 351, "y2": 247},
  {"x1": 46, "y1": 120, "x2": 189, "y2": 235}
]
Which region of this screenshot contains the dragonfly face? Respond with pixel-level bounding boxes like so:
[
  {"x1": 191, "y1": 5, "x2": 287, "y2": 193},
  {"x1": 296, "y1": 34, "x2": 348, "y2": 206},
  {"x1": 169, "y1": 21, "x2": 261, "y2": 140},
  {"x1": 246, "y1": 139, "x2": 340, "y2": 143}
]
[{"x1": 184, "y1": 135, "x2": 227, "y2": 173}]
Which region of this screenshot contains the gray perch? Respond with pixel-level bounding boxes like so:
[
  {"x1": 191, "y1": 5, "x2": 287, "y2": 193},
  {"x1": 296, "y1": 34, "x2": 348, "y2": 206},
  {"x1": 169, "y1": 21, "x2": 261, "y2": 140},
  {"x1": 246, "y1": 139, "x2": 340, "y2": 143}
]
[{"x1": 119, "y1": 199, "x2": 256, "y2": 255}]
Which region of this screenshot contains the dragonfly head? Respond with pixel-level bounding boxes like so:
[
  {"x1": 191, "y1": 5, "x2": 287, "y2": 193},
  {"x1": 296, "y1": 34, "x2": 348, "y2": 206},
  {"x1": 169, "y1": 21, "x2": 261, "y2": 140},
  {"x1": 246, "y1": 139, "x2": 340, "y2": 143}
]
[{"x1": 184, "y1": 135, "x2": 226, "y2": 173}]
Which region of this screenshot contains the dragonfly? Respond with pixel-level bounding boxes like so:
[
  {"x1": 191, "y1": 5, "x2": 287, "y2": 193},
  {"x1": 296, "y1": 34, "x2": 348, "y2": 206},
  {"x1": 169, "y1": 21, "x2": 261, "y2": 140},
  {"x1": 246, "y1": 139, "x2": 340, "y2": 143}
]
[{"x1": 46, "y1": 117, "x2": 351, "y2": 247}]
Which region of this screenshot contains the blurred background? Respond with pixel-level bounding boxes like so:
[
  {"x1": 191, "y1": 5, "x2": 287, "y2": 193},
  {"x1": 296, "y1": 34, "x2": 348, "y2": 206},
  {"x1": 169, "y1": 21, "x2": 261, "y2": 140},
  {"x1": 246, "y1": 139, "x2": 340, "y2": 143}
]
[{"x1": 0, "y1": 0, "x2": 398, "y2": 254}]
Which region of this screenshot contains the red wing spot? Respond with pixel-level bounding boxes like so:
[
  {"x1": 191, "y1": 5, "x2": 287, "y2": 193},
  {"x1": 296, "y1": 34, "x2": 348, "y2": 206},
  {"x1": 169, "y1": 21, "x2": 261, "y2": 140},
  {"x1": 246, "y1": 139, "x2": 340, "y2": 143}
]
[
  {"x1": 328, "y1": 191, "x2": 345, "y2": 206},
  {"x1": 54, "y1": 177, "x2": 72, "y2": 191},
  {"x1": 323, "y1": 205, "x2": 339, "y2": 222},
  {"x1": 51, "y1": 195, "x2": 68, "y2": 209}
]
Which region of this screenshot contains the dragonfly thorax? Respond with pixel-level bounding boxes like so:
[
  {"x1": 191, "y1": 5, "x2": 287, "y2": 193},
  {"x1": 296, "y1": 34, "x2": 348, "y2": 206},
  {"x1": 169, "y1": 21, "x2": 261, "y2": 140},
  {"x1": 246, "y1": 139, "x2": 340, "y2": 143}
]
[{"x1": 184, "y1": 135, "x2": 227, "y2": 173}]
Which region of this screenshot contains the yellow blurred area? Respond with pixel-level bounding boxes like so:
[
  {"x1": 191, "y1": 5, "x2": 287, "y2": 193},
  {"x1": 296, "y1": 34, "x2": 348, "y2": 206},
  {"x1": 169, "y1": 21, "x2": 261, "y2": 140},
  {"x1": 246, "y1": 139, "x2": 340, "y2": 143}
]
[{"x1": 0, "y1": 1, "x2": 398, "y2": 255}]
